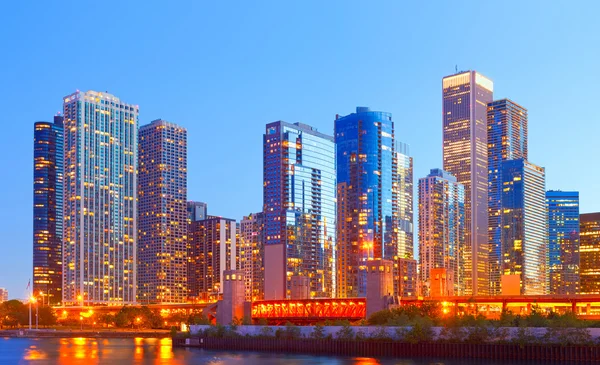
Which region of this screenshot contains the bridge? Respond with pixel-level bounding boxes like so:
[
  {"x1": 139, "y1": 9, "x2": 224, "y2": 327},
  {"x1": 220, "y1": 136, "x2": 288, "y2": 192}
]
[{"x1": 251, "y1": 298, "x2": 366, "y2": 325}]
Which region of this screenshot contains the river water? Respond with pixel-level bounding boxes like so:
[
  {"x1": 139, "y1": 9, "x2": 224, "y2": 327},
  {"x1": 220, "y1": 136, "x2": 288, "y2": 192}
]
[{"x1": 0, "y1": 337, "x2": 567, "y2": 364}]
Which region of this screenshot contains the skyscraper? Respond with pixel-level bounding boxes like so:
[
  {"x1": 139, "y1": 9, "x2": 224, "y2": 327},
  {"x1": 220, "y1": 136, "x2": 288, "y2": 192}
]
[
  {"x1": 395, "y1": 142, "x2": 414, "y2": 259},
  {"x1": 418, "y1": 169, "x2": 465, "y2": 297},
  {"x1": 62, "y1": 91, "x2": 138, "y2": 305},
  {"x1": 187, "y1": 216, "x2": 238, "y2": 301},
  {"x1": 33, "y1": 115, "x2": 64, "y2": 305},
  {"x1": 487, "y1": 99, "x2": 528, "y2": 295},
  {"x1": 187, "y1": 201, "x2": 208, "y2": 222},
  {"x1": 443, "y1": 71, "x2": 493, "y2": 295},
  {"x1": 263, "y1": 121, "x2": 336, "y2": 299},
  {"x1": 335, "y1": 107, "x2": 396, "y2": 298},
  {"x1": 500, "y1": 159, "x2": 547, "y2": 295},
  {"x1": 580, "y1": 212, "x2": 600, "y2": 294},
  {"x1": 138, "y1": 120, "x2": 187, "y2": 304},
  {"x1": 240, "y1": 212, "x2": 265, "y2": 302},
  {"x1": 546, "y1": 191, "x2": 580, "y2": 295}
]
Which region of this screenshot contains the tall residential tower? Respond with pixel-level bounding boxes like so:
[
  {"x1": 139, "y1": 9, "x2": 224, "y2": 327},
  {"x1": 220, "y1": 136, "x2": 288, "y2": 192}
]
[
  {"x1": 487, "y1": 99, "x2": 528, "y2": 295},
  {"x1": 138, "y1": 120, "x2": 188, "y2": 304},
  {"x1": 62, "y1": 91, "x2": 138, "y2": 305},
  {"x1": 33, "y1": 115, "x2": 64, "y2": 305},
  {"x1": 418, "y1": 169, "x2": 465, "y2": 297},
  {"x1": 335, "y1": 107, "x2": 397, "y2": 298},
  {"x1": 443, "y1": 71, "x2": 493, "y2": 295},
  {"x1": 580, "y1": 213, "x2": 600, "y2": 294},
  {"x1": 263, "y1": 121, "x2": 336, "y2": 299}
]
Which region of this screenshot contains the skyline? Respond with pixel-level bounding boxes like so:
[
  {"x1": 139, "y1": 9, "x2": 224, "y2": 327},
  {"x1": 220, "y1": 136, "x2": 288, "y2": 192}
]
[{"x1": 1, "y1": 1, "x2": 600, "y2": 299}]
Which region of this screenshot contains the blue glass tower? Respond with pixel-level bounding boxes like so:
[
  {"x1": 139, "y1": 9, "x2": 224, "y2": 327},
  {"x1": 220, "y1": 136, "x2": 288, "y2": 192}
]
[
  {"x1": 263, "y1": 122, "x2": 336, "y2": 299},
  {"x1": 487, "y1": 99, "x2": 528, "y2": 295},
  {"x1": 500, "y1": 159, "x2": 547, "y2": 295},
  {"x1": 335, "y1": 107, "x2": 396, "y2": 298},
  {"x1": 33, "y1": 115, "x2": 64, "y2": 305},
  {"x1": 546, "y1": 191, "x2": 580, "y2": 295}
]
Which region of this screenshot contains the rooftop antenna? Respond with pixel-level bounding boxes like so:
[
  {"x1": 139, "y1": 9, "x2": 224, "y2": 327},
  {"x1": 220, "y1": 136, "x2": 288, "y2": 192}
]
[{"x1": 455, "y1": 64, "x2": 458, "y2": 73}]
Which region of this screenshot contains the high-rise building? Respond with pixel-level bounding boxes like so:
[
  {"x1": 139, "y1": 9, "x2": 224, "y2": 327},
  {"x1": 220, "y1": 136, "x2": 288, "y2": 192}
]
[
  {"x1": 500, "y1": 159, "x2": 547, "y2": 295},
  {"x1": 240, "y1": 212, "x2": 265, "y2": 302},
  {"x1": 395, "y1": 142, "x2": 414, "y2": 259},
  {"x1": 0, "y1": 288, "x2": 8, "y2": 303},
  {"x1": 187, "y1": 201, "x2": 208, "y2": 222},
  {"x1": 580, "y1": 213, "x2": 600, "y2": 294},
  {"x1": 487, "y1": 99, "x2": 528, "y2": 295},
  {"x1": 62, "y1": 91, "x2": 138, "y2": 305},
  {"x1": 418, "y1": 169, "x2": 465, "y2": 297},
  {"x1": 546, "y1": 191, "x2": 580, "y2": 295},
  {"x1": 187, "y1": 216, "x2": 238, "y2": 301},
  {"x1": 443, "y1": 71, "x2": 493, "y2": 295},
  {"x1": 33, "y1": 115, "x2": 64, "y2": 305},
  {"x1": 335, "y1": 107, "x2": 397, "y2": 298},
  {"x1": 138, "y1": 120, "x2": 187, "y2": 304},
  {"x1": 263, "y1": 121, "x2": 336, "y2": 300}
]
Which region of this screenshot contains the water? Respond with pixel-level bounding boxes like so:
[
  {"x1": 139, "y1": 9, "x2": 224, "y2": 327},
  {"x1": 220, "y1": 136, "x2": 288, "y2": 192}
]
[{"x1": 0, "y1": 337, "x2": 571, "y2": 364}]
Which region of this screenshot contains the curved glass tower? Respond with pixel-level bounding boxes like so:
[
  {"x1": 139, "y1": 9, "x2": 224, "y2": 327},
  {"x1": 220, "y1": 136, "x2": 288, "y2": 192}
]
[{"x1": 335, "y1": 107, "x2": 396, "y2": 298}]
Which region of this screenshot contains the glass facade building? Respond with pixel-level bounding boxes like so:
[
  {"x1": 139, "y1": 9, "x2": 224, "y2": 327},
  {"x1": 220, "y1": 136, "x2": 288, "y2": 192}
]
[
  {"x1": 187, "y1": 216, "x2": 238, "y2": 301},
  {"x1": 263, "y1": 121, "x2": 336, "y2": 299},
  {"x1": 32, "y1": 116, "x2": 64, "y2": 305},
  {"x1": 418, "y1": 169, "x2": 465, "y2": 296},
  {"x1": 187, "y1": 201, "x2": 207, "y2": 222},
  {"x1": 546, "y1": 191, "x2": 580, "y2": 295},
  {"x1": 500, "y1": 159, "x2": 547, "y2": 295},
  {"x1": 487, "y1": 99, "x2": 528, "y2": 295},
  {"x1": 335, "y1": 107, "x2": 396, "y2": 298},
  {"x1": 395, "y1": 142, "x2": 414, "y2": 259},
  {"x1": 240, "y1": 212, "x2": 265, "y2": 301},
  {"x1": 138, "y1": 120, "x2": 187, "y2": 304},
  {"x1": 62, "y1": 91, "x2": 138, "y2": 305},
  {"x1": 580, "y1": 213, "x2": 600, "y2": 294},
  {"x1": 443, "y1": 71, "x2": 493, "y2": 295}
]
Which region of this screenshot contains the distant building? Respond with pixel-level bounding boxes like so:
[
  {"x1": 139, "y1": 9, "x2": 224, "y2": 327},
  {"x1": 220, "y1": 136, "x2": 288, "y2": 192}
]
[
  {"x1": 546, "y1": 191, "x2": 580, "y2": 295},
  {"x1": 263, "y1": 121, "x2": 336, "y2": 299},
  {"x1": 0, "y1": 288, "x2": 8, "y2": 302},
  {"x1": 335, "y1": 107, "x2": 397, "y2": 298},
  {"x1": 239, "y1": 212, "x2": 265, "y2": 302},
  {"x1": 418, "y1": 169, "x2": 465, "y2": 297},
  {"x1": 500, "y1": 159, "x2": 547, "y2": 295},
  {"x1": 138, "y1": 119, "x2": 188, "y2": 304},
  {"x1": 187, "y1": 201, "x2": 208, "y2": 222},
  {"x1": 487, "y1": 99, "x2": 528, "y2": 295},
  {"x1": 187, "y1": 216, "x2": 238, "y2": 301},
  {"x1": 580, "y1": 213, "x2": 600, "y2": 294},
  {"x1": 443, "y1": 71, "x2": 493, "y2": 295},
  {"x1": 32, "y1": 115, "x2": 64, "y2": 305},
  {"x1": 62, "y1": 91, "x2": 138, "y2": 305},
  {"x1": 396, "y1": 258, "x2": 418, "y2": 298},
  {"x1": 395, "y1": 142, "x2": 414, "y2": 259}
]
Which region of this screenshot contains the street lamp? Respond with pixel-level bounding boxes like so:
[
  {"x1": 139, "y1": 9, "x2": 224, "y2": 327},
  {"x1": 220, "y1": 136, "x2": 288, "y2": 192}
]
[{"x1": 28, "y1": 296, "x2": 37, "y2": 330}]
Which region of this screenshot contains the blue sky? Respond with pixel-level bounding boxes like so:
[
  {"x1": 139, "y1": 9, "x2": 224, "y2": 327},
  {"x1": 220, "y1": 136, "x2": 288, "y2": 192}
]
[{"x1": 0, "y1": 1, "x2": 598, "y2": 299}]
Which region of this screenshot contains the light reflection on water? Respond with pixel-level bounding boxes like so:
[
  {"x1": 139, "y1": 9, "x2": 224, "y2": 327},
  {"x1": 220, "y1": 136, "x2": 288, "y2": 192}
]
[{"x1": 0, "y1": 337, "x2": 558, "y2": 365}]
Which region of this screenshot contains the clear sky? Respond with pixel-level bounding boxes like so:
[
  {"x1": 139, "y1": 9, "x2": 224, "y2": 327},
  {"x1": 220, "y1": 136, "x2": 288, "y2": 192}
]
[{"x1": 1, "y1": 1, "x2": 598, "y2": 300}]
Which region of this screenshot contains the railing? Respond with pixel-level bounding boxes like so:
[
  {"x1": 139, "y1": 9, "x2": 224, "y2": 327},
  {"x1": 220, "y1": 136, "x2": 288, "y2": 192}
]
[{"x1": 173, "y1": 337, "x2": 600, "y2": 362}]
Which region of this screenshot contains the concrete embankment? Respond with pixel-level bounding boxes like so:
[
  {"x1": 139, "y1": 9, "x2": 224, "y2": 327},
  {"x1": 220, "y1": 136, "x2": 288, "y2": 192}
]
[{"x1": 1, "y1": 329, "x2": 170, "y2": 338}]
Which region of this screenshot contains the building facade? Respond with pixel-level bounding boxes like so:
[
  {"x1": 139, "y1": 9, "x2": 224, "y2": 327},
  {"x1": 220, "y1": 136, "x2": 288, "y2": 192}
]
[
  {"x1": 187, "y1": 216, "x2": 238, "y2": 300},
  {"x1": 418, "y1": 169, "x2": 465, "y2": 297},
  {"x1": 187, "y1": 201, "x2": 208, "y2": 222},
  {"x1": 580, "y1": 213, "x2": 600, "y2": 294},
  {"x1": 138, "y1": 120, "x2": 187, "y2": 304},
  {"x1": 487, "y1": 99, "x2": 528, "y2": 295},
  {"x1": 395, "y1": 142, "x2": 414, "y2": 260},
  {"x1": 240, "y1": 212, "x2": 265, "y2": 301},
  {"x1": 546, "y1": 191, "x2": 580, "y2": 295},
  {"x1": 335, "y1": 107, "x2": 397, "y2": 298},
  {"x1": 443, "y1": 71, "x2": 493, "y2": 295},
  {"x1": 62, "y1": 91, "x2": 138, "y2": 305},
  {"x1": 263, "y1": 121, "x2": 336, "y2": 300},
  {"x1": 500, "y1": 159, "x2": 547, "y2": 295},
  {"x1": 33, "y1": 116, "x2": 64, "y2": 305},
  {"x1": 0, "y1": 288, "x2": 8, "y2": 303}
]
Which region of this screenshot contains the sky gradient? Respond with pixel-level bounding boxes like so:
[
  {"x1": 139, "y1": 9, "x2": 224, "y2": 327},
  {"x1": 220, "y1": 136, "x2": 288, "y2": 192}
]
[{"x1": 1, "y1": 1, "x2": 598, "y2": 299}]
